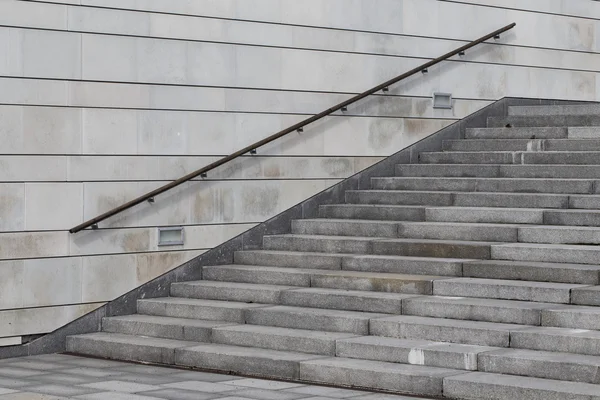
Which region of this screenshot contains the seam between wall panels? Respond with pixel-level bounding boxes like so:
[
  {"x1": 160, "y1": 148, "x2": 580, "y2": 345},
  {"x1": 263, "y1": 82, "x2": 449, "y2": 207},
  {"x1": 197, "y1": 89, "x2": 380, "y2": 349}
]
[
  {"x1": 18, "y1": 0, "x2": 600, "y2": 32},
  {"x1": 2, "y1": 22, "x2": 600, "y2": 68}
]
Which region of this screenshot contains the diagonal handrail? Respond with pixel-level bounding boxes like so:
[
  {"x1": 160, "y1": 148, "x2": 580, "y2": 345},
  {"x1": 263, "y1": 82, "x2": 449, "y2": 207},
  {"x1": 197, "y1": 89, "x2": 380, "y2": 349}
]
[{"x1": 70, "y1": 22, "x2": 516, "y2": 234}]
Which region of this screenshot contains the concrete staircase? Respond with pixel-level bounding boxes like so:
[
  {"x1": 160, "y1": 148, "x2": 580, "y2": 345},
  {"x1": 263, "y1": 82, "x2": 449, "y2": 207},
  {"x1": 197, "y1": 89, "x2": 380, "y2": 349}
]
[{"x1": 68, "y1": 104, "x2": 600, "y2": 399}]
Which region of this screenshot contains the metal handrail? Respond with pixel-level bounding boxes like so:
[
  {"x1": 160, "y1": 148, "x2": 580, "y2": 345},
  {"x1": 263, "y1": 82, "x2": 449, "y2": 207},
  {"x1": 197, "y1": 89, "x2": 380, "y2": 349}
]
[{"x1": 70, "y1": 22, "x2": 516, "y2": 234}]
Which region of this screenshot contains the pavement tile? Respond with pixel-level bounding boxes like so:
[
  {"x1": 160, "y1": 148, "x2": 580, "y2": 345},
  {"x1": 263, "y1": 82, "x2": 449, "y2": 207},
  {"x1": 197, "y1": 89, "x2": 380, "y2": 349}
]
[
  {"x1": 27, "y1": 383, "x2": 99, "y2": 397},
  {"x1": 114, "y1": 365, "x2": 181, "y2": 376},
  {"x1": 140, "y1": 388, "x2": 221, "y2": 400},
  {"x1": 219, "y1": 379, "x2": 305, "y2": 390},
  {"x1": 286, "y1": 385, "x2": 367, "y2": 398},
  {"x1": 0, "y1": 367, "x2": 48, "y2": 378},
  {"x1": 115, "y1": 373, "x2": 185, "y2": 385},
  {"x1": 0, "y1": 377, "x2": 38, "y2": 389},
  {"x1": 170, "y1": 371, "x2": 244, "y2": 382},
  {"x1": 0, "y1": 393, "x2": 68, "y2": 400},
  {"x1": 79, "y1": 380, "x2": 162, "y2": 393},
  {"x1": 6, "y1": 362, "x2": 68, "y2": 371},
  {"x1": 75, "y1": 392, "x2": 164, "y2": 400},
  {"x1": 34, "y1": 373, "x2": 101, "y2": 385},
  {"x1": 163, "y1": 381, "x2": 238, "y2": 393},
  {"x1": 57, "y1": 367, "x2": 122, "y2": 378},
  {"x1": 228, "y1": 388, "x2": 307, "y2": 400}
]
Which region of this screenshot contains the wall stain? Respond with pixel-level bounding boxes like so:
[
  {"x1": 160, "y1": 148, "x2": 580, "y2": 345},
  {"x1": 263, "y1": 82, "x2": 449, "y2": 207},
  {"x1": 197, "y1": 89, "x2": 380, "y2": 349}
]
[{"x1": 242, "y1": 185, "x2": 279, "y2": 217}]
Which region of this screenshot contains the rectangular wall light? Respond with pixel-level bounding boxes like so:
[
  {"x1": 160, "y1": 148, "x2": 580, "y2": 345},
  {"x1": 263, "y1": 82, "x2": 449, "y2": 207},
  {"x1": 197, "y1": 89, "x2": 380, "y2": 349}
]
[
  {"x1": 433, "y1": 92, "x2": 453, "y2": 109},
  {"x1": 158, "y1": 227, "x2": 185, "y2": 246}
]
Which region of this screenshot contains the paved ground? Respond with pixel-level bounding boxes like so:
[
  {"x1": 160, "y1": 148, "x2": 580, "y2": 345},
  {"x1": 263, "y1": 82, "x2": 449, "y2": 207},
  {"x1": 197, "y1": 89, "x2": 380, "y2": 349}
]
[{"x1": 0, "y1": 354, "x2": 431, "y2": 400}]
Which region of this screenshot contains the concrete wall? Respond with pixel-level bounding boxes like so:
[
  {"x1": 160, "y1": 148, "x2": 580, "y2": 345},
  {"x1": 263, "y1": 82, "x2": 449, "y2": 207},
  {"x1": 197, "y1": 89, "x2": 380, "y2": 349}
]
[{"x1": 0, "y1": 0, "x2": 599, "y2": 343}]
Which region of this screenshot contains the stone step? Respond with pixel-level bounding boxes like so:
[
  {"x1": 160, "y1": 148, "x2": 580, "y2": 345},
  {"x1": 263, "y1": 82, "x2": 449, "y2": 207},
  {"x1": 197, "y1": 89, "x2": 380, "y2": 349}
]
[
  {"x1": 519, "y1": 225, "x2": 600, "y2": 244},
  {"x1": 509, "y1": 104, "x2": 600, "y2": 116},
  {"x1": 465, "y1": 127, "x2": 567, "y2": 139},
  {"x1": 299, "y1": 357, "x2": 463, "y2": 397},
  {"x1": 522, "y1": 151, "x2": 600, "y2": 165},
  {"x1": 264, "y1": 234, "x2": 494, "y2": 259},
  {"x1": 432, "y1": 277, "x2": 587, "y2": 304},
  {"x1": 203, "y1": 264, "x2": 446, "y2": 294},
  {"x1": 371, "y1": 315, "x2": 529, "y2": 347},
  {"x1": 319, "y1": 204, "x2": 425, "y2": 221},
  {"x1": 245, "y1": 306, "x2": 387, "y2": 334},
  {"x1": 443, "y1": 139, "x2": 545, "y2": 152},
  {"x1": 279, "y1": 287, "x2": 412, "y2": 314},
  {"x1": 371, "y1": 238, "x2": 494, "y2": 259},
  {"x1": 293, "y1": 219, "x2": 518, "y2": 242},
  {"x1": 336, "y1": 336, "x2": 498, "y2": 371},
  {"x1": 420, "y1": 151, "x2": 519, "y2": 164},
  {"x1": 425, "y1": 206, "x2": 543, "y2": 224},
  {"x1": 137, "y1": 297, "x2": 268, "y2": 323},
  {"x1": 463, "y1": 260, "x2": 600, "y2": 285},
  {"x1": 204, "y1": 265, "x2": 313, "y2": 286},
  {"x1": 444, "y1": 372, "x2": 600, "y2": 400},
  {"x1": 170, "y1": 280, "x2": 296, "y2": 304},
  {"x1": 211, "y1": 325, "x2": 357, "y2": 356},
  {"x1": 396, "y1": 164, "x2": 600, "y2": 179},
  {"x1": 492, "y1": 243, "x2": 600, "y2": 265},
  {"x1": 444, "y1": 139, "x2": 600, "y2": 152},
  {"x1": 234, "y1": 250, "x2": 343, "y2": 270},
  {"x1": 371, "y1": 177, "x2": 594, "y2": 194},
  {"x1": 542, "y1": 306, "x2": 600, "y2": 330},
  {"x1": 235, "y1": 250, "x2": 466, "y2": 276},
  {"x1": 488, "y1": 114, "x2": 600, "y2": 128},
  {"x1": 172, "y1": 279, "x2": 416, "y2": 313},
  {"x1": 479, "y1": 348, "x2": 600, "y2": 384},
  {"x1": 569, "y1": 127, "x2": 600, "y2": 139},
  {"x1": 66, "y1": 332, "x2": 198, "y2": 365},
  {"x1": 350, "y1": 189, "x2": 570, "y2": 209},
  {"x1": 293, "y1": 219, "x2": 400, "y2": 237},
  {"x1": 402, "y1": 296, "x2": 560, "y2": 325},
  {"x1": 263, "y1": 234, "x2": 375, "y2": 254},
  {"x1": 175, "y1": 342, "x2": 325, "y2": 380},
  {"x1": 572, "y1": 286, "x2": 600, "y2": 306},
  {"x1": 397, "y1": 221, "x2": 518, "y2": 242},
  {"x1": 422, "y1": 150, "x2": 600, "y2": 165},
  {"x1": 345, "y1": 189, "x2": 454, "y2": 206},
  {"x1": 101, "y1": 314, "x2": 233, "y2": 342},
  {"x1": 511, "y1": 326, "x2": 600, "y2": 356},
  {"x1": 543, "y1": 209, "x2": 600, "y2": 226}
]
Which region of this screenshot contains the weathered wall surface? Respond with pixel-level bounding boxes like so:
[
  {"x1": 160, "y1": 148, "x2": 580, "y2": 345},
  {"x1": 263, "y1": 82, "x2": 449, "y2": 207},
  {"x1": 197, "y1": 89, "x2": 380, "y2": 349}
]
[{"x1": 0, "y1": 0, "x2": 598, "y2": 344}]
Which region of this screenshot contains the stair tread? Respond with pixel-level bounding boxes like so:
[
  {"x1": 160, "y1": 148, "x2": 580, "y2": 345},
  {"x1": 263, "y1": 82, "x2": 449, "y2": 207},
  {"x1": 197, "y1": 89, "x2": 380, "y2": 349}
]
[
  {"x1": 405, "y1": 295, "x2": 569, "y2": 310},
  {"x1": 104, "y1": 314, "x2": 235, "y2": 328},
  {"x1": 435, "y1": 277, "x2": 589, "y2": 289},
  {"x1": 69, "y1": 331, "x2": 198, "y2": 348},
  {"x1": 267, "y1": 234, "x2": 500, "y2": 246},
  {"x1": 206, "y1": 264, "x2": 450, "y2": 280},
  {"x1": 138, "y1": 297, "x2": 270, "y2": 308},
  {"x1": 213, "y1": 324, "x2": 358, "y2": 340},
  {"x1": 237, "y1": 249, "x2": 473, "y2": 263},
  {"x1": 444, "y1": 371, "x2": 600, "y2": 397}
]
